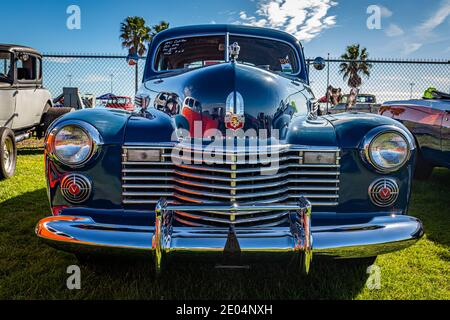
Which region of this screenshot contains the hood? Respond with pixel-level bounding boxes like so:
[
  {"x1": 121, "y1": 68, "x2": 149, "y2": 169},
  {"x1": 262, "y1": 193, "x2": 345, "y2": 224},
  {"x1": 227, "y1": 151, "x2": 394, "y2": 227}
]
[{"x1": 142, "y1": 62, "x2": 312, "y2": 139}]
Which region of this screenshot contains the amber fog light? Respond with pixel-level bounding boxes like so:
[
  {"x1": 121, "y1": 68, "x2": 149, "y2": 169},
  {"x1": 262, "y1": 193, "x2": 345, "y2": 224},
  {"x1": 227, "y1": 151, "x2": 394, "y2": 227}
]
[
  {"x1": 303, "y1": 151, "x2": 336, "y2": 164},
  {"x1": 126, "y1": 149, "x2": 161, "y2": 162}
]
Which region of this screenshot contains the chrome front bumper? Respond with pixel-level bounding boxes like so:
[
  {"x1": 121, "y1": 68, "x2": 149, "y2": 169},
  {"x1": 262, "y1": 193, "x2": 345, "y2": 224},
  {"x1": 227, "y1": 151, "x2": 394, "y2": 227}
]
[{"x1": 36, "y1": 198, "x2": 423, "y2": 272}]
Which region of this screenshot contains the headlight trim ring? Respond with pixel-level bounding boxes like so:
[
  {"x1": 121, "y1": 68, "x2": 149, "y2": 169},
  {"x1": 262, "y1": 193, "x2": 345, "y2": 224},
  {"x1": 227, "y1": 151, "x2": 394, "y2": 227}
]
[
  {"x1": 47, "y1": 120, "x2": 103, "y2": 168},
  {"x1": 361, "y1": 125, "x2": 413, "y2": 173}
]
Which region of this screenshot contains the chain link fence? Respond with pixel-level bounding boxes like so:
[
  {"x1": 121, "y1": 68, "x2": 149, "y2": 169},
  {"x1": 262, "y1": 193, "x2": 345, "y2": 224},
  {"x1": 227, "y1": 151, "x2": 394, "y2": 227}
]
[
  {"x1": 43, "y1": 54, "x2": 146, "y2": 101},
  {"x1": 306, "y1": 58, "x2": 450, "y2": 103},
  {"x1": 42, "y1": 54, "x2": 450, "y2": 104}
]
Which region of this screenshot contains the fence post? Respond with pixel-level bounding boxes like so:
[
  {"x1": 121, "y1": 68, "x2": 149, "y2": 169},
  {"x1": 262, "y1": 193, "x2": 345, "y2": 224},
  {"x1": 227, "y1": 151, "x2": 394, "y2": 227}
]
[
  {"x1": 135, "y1": 60, "x2": 139, "y2": 94},
  {"x1": 326, "y1": 53, "x2": 330, "y2": 113}
]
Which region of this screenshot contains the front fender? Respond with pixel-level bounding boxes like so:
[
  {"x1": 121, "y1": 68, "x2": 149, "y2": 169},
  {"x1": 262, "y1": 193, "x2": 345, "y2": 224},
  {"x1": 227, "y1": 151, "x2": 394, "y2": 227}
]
[
  {"x1": 48, "y1": 108, "x2": 132, "y2": 144},
  {"x1": 323, "y1": 112, "x2": 415, "y2": 149}
]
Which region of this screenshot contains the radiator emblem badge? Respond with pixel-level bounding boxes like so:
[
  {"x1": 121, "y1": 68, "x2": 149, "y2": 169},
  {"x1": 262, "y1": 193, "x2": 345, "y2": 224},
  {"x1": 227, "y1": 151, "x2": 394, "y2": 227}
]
[{"x1": 225, "y1": 92, "x2": 244, "y2": 130}]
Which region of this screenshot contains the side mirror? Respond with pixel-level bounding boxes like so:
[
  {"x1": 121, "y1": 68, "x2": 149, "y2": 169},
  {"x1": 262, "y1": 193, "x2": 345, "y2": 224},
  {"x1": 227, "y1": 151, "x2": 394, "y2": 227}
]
[{"x1": 312, "y1": 57, "x2": 325, "y2": 71}]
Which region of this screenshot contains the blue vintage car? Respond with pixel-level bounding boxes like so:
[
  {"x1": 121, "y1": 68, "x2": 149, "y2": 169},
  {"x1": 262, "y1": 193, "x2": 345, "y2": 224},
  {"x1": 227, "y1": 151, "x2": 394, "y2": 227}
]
[{"x1": 36, "y1": 25, "x2": 423, "y2": 274}]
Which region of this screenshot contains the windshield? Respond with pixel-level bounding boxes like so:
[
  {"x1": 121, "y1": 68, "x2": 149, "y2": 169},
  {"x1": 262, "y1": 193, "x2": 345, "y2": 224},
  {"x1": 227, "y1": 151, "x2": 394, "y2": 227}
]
[
  {"x1": 229, "y1": 35, "x2": 298, "y2": 74},
  {"x1": 0, "y1": 51, "x2": 12, "y2": 82},
  {"x1": 153, "y1": 34, "x2": 299, "y2": 74},
  {"x1": 341, "y1": 95, "x2": 376, "y2": 103},
  {"x1": 154, "y1": 36, "x2": 226, "y2": 71}
]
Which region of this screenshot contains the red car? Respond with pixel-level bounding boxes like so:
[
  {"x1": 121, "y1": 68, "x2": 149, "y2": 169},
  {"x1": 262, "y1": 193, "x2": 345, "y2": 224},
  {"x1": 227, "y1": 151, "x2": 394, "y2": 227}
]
[
  {"x1": 379, "y1": 98, "x2": 450, "y2": 179},
  {"x1": 106, "y1": 96, "x2": 134, "y2": 111}
]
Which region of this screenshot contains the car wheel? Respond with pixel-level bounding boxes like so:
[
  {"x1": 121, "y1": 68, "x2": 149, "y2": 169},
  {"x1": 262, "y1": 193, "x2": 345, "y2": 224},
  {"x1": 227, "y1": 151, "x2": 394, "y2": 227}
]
[
  {"x1": 414, "y1": 150, "x2": 434, "y2": 180},
  {"x1": 0, "y1": 128, "x2": 17, "y2": 179},
  {"x1": 38, "y1": 107, "x2": 75, "y2": 138}
]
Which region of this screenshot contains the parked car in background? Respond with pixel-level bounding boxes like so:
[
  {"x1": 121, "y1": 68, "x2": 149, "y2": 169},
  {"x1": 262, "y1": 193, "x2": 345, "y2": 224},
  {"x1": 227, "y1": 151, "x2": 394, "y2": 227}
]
[
  {"x1": 36, "y1": 25, "x2": 423, "y2": 274},
  {"x1": 323, "y1": 94, "x2": 380, "y2": 115},
  {"x1": 106, "y1": 96, "x2": 134, "y2": 111},
  {"x1": 0, "y1": 44, "x2": 71, "y2": 179},
  {"x1": 379, "y1": 97, "x2": 450, "y2": 179}
]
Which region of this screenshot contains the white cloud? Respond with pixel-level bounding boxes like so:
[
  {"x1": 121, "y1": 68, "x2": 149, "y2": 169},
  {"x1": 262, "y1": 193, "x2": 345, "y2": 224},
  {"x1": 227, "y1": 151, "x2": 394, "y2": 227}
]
[
  {"x1": 398, "y1": 0, "x2": 450, "y2": 56},
  {"x1": 416, "y1": 0, "x2": 450, "y2": 34},
  {"x1": 403, "y1": 42, "x2": 423, "y2": 55},
  {"x1": 379, "y1": 5, "x2": 393, "y2": 18},
  {"x1": 237, "y1": 0, "x2": 338, "y2": 42},
  {"x1": 385, "y1": 23, "x2": 404, "y2": 37}
]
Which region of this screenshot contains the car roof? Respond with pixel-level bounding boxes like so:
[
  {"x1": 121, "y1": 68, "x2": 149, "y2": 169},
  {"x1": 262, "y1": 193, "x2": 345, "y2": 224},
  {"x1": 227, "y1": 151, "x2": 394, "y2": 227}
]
[
  {"x1": 0, "y1": 44, "x2": 42, "y2": 56},
  {"x1": 152, "y1": 24, "x2": 300, "y2": 47}
]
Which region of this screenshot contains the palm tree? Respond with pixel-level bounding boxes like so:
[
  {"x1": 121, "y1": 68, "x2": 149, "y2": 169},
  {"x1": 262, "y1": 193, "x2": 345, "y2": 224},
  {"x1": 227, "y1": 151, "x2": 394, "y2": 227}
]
[
  {"x1": 339, "y1": 44, "x2": 372, "y2": 88},
  {"x1": 120, "y1": 16, "x2": 152, "y2": 57},
  {"x1": 152, "y1": 21, "x2": 170, "y2": 36},
  {"x1": 120, "y1": 16, "x2": 152, "y2": 92}
]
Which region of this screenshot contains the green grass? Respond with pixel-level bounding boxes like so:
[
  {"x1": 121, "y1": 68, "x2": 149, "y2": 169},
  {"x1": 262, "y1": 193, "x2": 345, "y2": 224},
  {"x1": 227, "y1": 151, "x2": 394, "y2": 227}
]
[{"x1": 0, "y1": 139, "x2": 449, "y2": 299}]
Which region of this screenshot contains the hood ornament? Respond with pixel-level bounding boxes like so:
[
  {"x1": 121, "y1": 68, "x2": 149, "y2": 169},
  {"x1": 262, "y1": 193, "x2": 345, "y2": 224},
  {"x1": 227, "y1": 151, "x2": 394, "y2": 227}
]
[
  {"x1": 229, "y1": 42, "x2": 240, "y2": 62},
  {"x1": 225, "y1": 91, "x2": 245, "y2": 131}
]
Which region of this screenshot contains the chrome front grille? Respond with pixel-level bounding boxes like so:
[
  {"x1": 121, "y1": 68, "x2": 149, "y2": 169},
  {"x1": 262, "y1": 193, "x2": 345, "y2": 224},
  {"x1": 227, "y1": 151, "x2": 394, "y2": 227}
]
[{"x1": 122, "y1": 145, "x2": 340, "y2": 227}]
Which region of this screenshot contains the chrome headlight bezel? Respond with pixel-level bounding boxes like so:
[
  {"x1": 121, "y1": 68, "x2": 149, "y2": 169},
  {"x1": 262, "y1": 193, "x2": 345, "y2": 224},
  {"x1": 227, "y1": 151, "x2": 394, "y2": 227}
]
[
  {"x1": 360, "y1": 125, "x2": 414, "y2": 173},
  {"x1": 47, "y1": 120, "x2": 103, "y2": 167}
]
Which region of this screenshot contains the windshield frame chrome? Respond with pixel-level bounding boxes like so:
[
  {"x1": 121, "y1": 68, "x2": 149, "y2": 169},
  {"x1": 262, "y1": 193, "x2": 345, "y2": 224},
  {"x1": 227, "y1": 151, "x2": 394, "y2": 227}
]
[{"x1": 150, "y1": 32, "x2": 302, "y2": 76}]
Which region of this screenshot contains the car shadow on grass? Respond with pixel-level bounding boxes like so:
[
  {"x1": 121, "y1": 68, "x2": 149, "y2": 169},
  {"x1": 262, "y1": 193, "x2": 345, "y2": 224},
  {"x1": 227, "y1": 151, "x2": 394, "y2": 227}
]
[
  {"x1": 17, "y1": 148, "x2": 44, "y2": 156},
  {"x1": 410, "y1": 168, "x2": 450, "y2": 247},
  {"x1": 78, "y1": 256, "x2": 373, "y2": 300}
]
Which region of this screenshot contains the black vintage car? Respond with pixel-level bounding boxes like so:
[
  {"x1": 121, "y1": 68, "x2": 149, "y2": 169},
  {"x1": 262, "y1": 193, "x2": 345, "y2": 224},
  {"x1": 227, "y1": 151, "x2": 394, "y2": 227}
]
[{"x1": 36, "y1": 25, "x2": 423, "y2": 274}]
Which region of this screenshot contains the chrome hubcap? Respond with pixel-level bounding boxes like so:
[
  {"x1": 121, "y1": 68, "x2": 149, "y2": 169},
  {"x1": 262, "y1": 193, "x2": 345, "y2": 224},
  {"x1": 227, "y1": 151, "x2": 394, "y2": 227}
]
[{"x1": 3, "y1": 137, "x2": 13, "y2": 172}]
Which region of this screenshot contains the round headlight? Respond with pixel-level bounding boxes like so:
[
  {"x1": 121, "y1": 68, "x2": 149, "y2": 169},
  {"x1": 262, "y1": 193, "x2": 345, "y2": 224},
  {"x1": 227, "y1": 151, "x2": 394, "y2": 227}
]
[
  {"x1": 49, "y1": 121, "x2": 102, "y2": 166},
  {"x1": 362, "y1": 128, "x2": 411, "y2": 172}
]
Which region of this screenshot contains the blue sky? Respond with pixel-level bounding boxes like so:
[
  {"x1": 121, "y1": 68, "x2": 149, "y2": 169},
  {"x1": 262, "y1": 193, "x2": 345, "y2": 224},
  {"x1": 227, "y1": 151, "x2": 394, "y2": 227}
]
[{"x1": 1, "y1": 0, "x2": 449, "y2": 59}]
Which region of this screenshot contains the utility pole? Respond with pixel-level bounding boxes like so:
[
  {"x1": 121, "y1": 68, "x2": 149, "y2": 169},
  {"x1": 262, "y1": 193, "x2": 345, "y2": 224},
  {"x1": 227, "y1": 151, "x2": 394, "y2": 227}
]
[
  {"x1": 110, "y1": 74, "x2": 114, "y2": 94},
  {"x1": 67, "y1": 74, "x2": 72, "y2": 87},
  {"x1": 410, "y1": 83, "x2": 415, "y2": 99}
]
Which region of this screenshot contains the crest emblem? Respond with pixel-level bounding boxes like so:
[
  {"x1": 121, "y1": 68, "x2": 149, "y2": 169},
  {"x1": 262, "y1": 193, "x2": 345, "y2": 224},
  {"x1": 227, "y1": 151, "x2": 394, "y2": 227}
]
[{"x1": 225, "y1": 92, "x2": 245, "y2": 130}]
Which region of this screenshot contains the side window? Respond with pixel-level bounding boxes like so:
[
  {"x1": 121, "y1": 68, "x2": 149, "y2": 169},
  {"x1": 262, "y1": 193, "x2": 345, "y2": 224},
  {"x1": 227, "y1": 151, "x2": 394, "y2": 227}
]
[
  {"x1": 16, "y1": 53, "x2": 38, "y2": 81},
  {"x1": 0, "y1": 52, "x2": 12, "y2": 81}
]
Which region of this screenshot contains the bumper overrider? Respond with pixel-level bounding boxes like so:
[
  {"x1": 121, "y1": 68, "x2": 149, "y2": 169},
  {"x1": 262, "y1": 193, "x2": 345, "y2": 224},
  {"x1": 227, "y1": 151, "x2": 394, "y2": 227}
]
[{"x1": 36, "y1": 197, "x2": 423, "y2": 273}]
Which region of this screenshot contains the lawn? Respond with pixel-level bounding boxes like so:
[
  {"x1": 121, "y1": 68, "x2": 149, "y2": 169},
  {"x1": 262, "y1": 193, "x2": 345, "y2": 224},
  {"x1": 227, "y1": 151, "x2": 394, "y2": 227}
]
[{"x1": 0, "y1": 139, "x2": 449, "y2": 300}]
